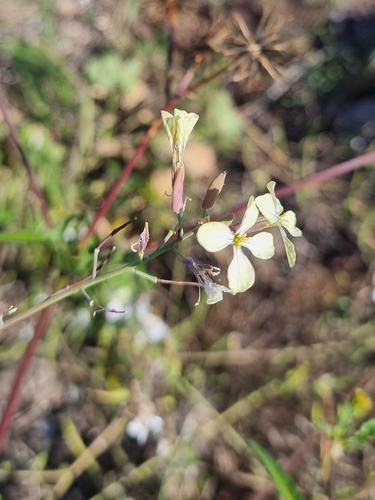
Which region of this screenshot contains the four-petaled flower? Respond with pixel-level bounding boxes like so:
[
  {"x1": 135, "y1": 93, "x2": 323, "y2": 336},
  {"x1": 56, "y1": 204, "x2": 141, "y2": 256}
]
[
  {"x1": 197, "y1": 197, "x2": 275, "y2": 294},
  {"x1": 255, "y1": 181, "x2": 302, "y2": 267}
]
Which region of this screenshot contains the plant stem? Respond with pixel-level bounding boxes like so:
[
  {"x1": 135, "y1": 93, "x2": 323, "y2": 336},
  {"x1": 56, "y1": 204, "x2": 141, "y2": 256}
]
[
  {"x1": 229, "y1": 148, "x2": 375, "y2": 217},
  {"x1": 0, "y1": 306, "x2": 54, "y2": 452},
  {"x1": 1, "y1": 229, "x2": 197, "y2": 333},
  {"x1": 0, "y1": 92, "x2": 53, "y2": 228}
]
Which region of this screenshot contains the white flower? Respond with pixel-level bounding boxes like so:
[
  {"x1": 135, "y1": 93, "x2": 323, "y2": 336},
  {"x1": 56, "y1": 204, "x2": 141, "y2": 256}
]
[
  {"x1": 196, "y1": 197, "x2": 274, "y2": 294},
  {"x1": 126, "y1": 414, "x2": 164, "y2": 446},
  {"x1": 255, "y1": 181, "x2": 302, "y2": 267}
]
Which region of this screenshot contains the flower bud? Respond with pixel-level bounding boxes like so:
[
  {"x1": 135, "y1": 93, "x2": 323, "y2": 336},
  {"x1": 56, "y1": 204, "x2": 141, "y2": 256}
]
[
  {"x1": 161, "y1": 108, "x2": 199, "y2": 214},
  {"x1": 201, "y1": 171, "x2": 227, "y2": 210},
  {"x1": 131, "y1": 222, "x2": 149, "y2": 260},
  {"x1": 172, "y1": 165, "x2": 185, "y2": 214}
]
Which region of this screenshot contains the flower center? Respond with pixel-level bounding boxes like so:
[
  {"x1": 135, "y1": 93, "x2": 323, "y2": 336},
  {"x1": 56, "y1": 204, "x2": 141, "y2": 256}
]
[{"x1": 233, "y1": 233, "x2": 249, "y2": 248}]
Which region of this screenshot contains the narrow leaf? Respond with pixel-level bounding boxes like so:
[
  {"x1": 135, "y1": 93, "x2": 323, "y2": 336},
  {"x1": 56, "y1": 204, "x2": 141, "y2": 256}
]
[{"x1": 249, "y1": 439, "x2": 303, "y2": 500}]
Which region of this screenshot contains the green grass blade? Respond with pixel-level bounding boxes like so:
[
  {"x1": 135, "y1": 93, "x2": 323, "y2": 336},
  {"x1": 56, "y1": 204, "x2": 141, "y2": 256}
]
[
  {"x1": 249, "y1": 439, "x2": 303, "y2": 500},
  {"x1": 0, "y1": 229, "x2": 57, "y2": 243}
]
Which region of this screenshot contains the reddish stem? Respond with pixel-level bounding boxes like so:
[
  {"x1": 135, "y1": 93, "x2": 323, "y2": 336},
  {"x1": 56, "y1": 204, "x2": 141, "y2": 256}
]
[
  {"x1": 0, "y1": 93, "x2": 53, "y2": 228},
  {"x1": 230, "y1": 148, "x2": 375, "y2": 216},
  {"x1": 275, "y1": 149, "x2": 375, "y2": 198},
  {"x1": 0, "y1": 306, "x2": 54, "y2": 453},
  {"x1": 79, "y1": 109, "x2": 168, "y2": 248}
]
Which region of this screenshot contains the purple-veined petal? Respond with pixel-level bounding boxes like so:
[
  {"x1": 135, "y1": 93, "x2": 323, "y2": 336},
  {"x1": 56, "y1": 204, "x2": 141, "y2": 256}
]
[
  {"x1": 197, "y1": 222, "x2": 233, "y2": 252},
  {"x1": 227, "y1": 247, "x2": 255, "y2": 294}
]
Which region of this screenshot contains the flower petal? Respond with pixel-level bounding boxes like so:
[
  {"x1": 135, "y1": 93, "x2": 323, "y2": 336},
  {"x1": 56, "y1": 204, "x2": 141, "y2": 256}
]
[
  {"x1": 255, "y1": 193, "x2": 279, "y2": 223},
  {"x1": 242, "y1": 232, "x2": 275, "y2": 259},
  {"x1": 281, "y1": 211, "x2": 302, "y2": 237},
  {"x1": 175, "y1": 109, "x2": 199, "y2": 155},
  {"x1": 266, "y1": 181, "x2": 283, "y2": 214},
  {"x1": 197, "y1": 222, "x2": 233, "y2": 252},
  {"x1": 228, "y1": 247, "x2": 255, "y2": 294},
  {"x1": 279, "y1": 227, "x2": 297, "y2": 267},
  {"x1": 237, "y1": 197, "x2": 258, "y2": 236},
  {"x1": 204, "y1": 280, "x2": 231, "y2": 305},
  {"x1": 161, "y1": 111, "x2": 175, "y2": 151},
  {"x1": 161, "y1": 109, "x2": 199, "y2": 156}
]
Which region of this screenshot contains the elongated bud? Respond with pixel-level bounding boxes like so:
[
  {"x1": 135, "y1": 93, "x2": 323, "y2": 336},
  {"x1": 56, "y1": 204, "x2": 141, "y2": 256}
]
[
  {"x1": 131, "y1": 222, "x2": 149, "y2": 260},
  {"x1": 172, "y1": 166, "x2": 185, "y2": 214},
  {"x1": 161, "y1": 109, "x2": 199, "y2": 214},
  {"x1": 201, "y1": 171, "x2": 227, "y2": 210}
]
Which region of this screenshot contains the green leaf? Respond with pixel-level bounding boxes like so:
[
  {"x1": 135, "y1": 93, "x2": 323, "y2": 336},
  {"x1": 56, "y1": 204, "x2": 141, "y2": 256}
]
[
  {"x1": 354, "y1": 418, "x2": 375, "y2": 442},
  {"x1": 249, "y1": 439, "x2": 303, "y2": 500},
  {"x1": 0, "y1": 229, "x2": 58, "y2": 244},
  {"x1": 85, "y1": 53, "x2": 142, "y2": 93}
]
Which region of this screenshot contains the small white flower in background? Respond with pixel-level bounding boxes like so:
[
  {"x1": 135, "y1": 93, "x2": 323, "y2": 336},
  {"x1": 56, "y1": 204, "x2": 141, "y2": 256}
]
[
  {"x1": 126, "y1": 403, "x2": 164, "y2": 446},
  {"x1": 134, "y1": 294, "x2": 170, "y2": 343},
  {"x1": 183, "y1": 256, "x2": 231, "y2": 305},
  {"x1": 136, "y1": 313, "x2": 170, "y2": 343},
  {"x1": 105, "y1": 288, "x2": 133, "y2": 323},
  {"x1": 255, "y1": 181, "x2": 302, "y2": 267},
  {"x1": 62, "y1": 226, "x2": 78, "y2": 243},
  {"x1": 197, "y1": 197, "x2": 275, "y2": 294}
]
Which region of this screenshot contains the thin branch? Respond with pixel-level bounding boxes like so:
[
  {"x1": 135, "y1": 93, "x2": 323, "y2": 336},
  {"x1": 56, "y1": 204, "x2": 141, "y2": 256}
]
[
  {"x1": 275, "y1": 148, "x2": 375, "y2": 198},
  {"x1": 0, "y1": 305, "x2": 54, "y2": 453},
  {"x1": 0, "y1": 92, "x2": 53, "y2": 228},
  {"x1": 92, "y1": 218, "x2": 135, "y2": 278},
  {"x1": 0, "y1": 228, "x2": 197, "y2": 333},
  {"x1": 0, "y1": 228, "x2": 199, "y2": 453},
  {"x1": 230, "y1": 148, "x2": 375, "y2": 217}
]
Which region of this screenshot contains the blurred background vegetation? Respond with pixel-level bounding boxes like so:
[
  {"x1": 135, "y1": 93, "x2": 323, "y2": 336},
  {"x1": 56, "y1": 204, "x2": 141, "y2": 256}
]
[{"x1": 1, "y1": 0, "x2": 375, "y2": 499}]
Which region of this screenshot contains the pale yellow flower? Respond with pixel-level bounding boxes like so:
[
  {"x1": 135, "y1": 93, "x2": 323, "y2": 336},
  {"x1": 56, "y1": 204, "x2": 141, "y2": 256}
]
[
  {"x1": 255, "y1": 181, "x2": 302, "y2": 266},
  {"x1": 197, "y1": 197, "x2": 274, "y2": 294}
]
